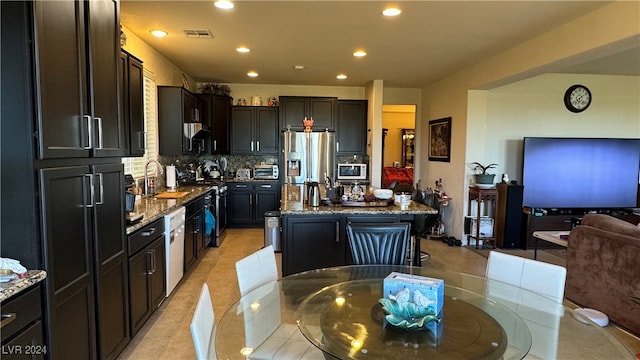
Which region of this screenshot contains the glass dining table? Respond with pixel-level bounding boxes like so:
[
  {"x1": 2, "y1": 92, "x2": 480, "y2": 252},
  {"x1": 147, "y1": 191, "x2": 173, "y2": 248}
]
[{"x1": 215, "y1": 265, "x2": 633, "y2": 360}]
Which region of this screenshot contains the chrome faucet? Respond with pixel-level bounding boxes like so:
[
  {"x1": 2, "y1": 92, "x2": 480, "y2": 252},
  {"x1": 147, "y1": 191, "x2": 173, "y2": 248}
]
[{"x1": 144, "y1": 160, "x2": 164, "y2": 195}]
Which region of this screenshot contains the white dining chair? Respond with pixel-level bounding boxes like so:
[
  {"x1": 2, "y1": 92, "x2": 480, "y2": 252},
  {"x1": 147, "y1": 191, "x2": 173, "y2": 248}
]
[
  {"x1": 190, "y1": 283, "x2": 217, "y2": 360},
  {"x1": 236, "y1": 246, "x2": 323, "y2": 360},
  {"x1": 485, "y1": 250, "x2": 567, "y2": 360},
  {"x1": 235, "y1": 245, "x2": 279, "y2": 296},
  {"x1": 485, "y1": 250, "x2": 566, "y2": 302}
]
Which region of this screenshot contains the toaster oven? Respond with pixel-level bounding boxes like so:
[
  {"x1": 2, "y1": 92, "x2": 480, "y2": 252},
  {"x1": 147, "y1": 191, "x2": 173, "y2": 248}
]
[{"x1": 253, "y1": 164, "x2": 279, "y2": 180}]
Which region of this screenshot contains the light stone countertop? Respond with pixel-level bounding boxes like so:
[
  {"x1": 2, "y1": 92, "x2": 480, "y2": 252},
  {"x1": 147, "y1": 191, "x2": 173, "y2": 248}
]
[
  {"x1": 280, "y1": 184, "x2": 437, "y2": 215},
  {"x1": 0, "y1": 270, "x2": 47, "y2": 302},
  {"x1": 126, "y1": 185, "x2": 214, "y2": 234}
]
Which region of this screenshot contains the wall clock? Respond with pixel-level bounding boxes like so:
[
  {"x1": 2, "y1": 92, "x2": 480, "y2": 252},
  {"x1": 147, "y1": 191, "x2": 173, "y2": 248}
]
[{"x1": 564, "y1": 84, "x2": 591, "y2": 113}]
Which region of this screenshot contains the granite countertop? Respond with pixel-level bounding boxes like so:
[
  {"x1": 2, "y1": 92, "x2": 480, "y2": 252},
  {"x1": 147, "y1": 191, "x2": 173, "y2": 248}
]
[
  {"x1": 0, "y1": 270, "x2": 47, "y2": 302},
  {"x1": 280, "y1": 184, "x2": 437, "y2": 215},
  {"x1": 126, "y1": 185, "x2": 214, "y2": 234}
]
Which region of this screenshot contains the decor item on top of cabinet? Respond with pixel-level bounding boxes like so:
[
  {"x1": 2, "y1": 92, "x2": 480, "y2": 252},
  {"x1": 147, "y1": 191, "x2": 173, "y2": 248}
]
[
  {"x1": 238, "y1": 98, "x2": 247, "y2": 106},
  {"x1": 428, "y1": 117, "x2": 451, "y2": 162},
  {"x1": 199, "y1": 82, "x2": 231, "y2": 96},
  {"x1": 303, "y1": 117, "x2": 314, "y2": 132},
  {"x1": 268, "y1": 97, "x2": 277, "y2": 106},
  {"x1": 470, "y1": 162, "x2": 498, "y2": 189}
]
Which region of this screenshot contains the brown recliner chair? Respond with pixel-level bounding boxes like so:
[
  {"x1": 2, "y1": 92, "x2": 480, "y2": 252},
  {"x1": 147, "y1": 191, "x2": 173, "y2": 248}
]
[{"x1": 565, "y1": 214, "x2": 640, "y2": 336}]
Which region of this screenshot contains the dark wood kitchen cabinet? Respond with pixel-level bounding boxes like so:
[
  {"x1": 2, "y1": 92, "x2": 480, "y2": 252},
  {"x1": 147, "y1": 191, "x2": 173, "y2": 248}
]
[
  {"x1": 158, "y1": 86, "x2": 210, "y2": 155},
  {"x1": 228, "y1": 182, "x2": 280, "y2": 227},
  {"x1": 283, "y1": 216, "x2": 346, "y2": 276},
  {"x1": 120, "y1": 50, "x2": 145, "y2": 156},
  {"x1": 184, "y1": 196, "x2": 206, "y2": 272},
  {"x1": 0, "y1": 285, "x2": 45, "y2": 360},
  {"x1": 1, "y1": 1, "x2": 130, "y2": 359},
  {"x1": 40, "y1": 162, "x2": 128, "y2": 360},
  {"x1": 34, "y1": 0, "x2": 125, "y2": 159},
  {"x1": 198, "y1": 94, "x2": 232, "y2": 154},
  {"x1": 128, "y1": 218, "x2": 166, "y2": 336},
  {"x1": 279, "y1": 96, "x2": 336, "y2": 131},
  {"x1": 336, "y1": 100, "x2": 368, "y2": 156},
  {"x1": 231, "y1": 106, "x2": 279, "y2": 155}
]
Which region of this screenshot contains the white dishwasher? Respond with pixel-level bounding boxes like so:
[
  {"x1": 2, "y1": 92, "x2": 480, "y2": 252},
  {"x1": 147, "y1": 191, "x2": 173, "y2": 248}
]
[{"x1": 164, "y1": 206, "x2": 185, "y2": 296}]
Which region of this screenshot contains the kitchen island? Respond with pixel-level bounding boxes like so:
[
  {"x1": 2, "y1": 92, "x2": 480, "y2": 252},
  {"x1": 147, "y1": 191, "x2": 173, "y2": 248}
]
[{"x1": 280, "y1": 185, "x2": 438, "y2": 275}]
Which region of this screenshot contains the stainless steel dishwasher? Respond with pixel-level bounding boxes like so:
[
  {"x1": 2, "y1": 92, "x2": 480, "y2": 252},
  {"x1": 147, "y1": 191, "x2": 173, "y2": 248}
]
[{"x1": 164, "y1": 206, "x2": 185, "y2": 296}]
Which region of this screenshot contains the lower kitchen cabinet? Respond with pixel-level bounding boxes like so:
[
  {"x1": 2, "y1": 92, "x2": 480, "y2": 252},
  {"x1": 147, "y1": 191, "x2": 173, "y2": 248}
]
[
  {"x1": 283, "y1": 216, "x2": 345, "y2": 275},
  {"x1": 0, "y1": 285, "x2": 45, "y2": 360},
  {"x1": 128, "y1": 218, "x2": 166, "y2": 336},
  {"x1": 228, "y1": 182, "x2": 280, "y2": 227},
  {"x1": 184, "y1": 196, "x2": 206, "y2": 272}
]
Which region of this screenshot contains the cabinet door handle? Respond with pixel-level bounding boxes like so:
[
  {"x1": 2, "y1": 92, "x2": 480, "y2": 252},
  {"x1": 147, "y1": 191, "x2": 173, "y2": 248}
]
[
  {"x1": 142, "y1": 131, "x2": 147, "y2": 150},
  {"x1": 147, "y1": 249, "x2": 156, "y2": 274},
  {"x1": 335, "y1": 222, "x2": 340, "y2": 243},
  {"x1": 336, "y1": 142, "x2": 339, "y2": 152},
  {"x1": 83, "y1": 115, "x2": 93, "y2": 149},
  {"x1": 1, "y1": 313, "x2": 17, "y2": 328},
  {"x1": 260, "y1": 184, "x2": 272, "y2": 188},
  {"x1": 141, "y1": 227, "x2": 157, "y2": 237},
  {"x1": 256, "y1": 141, "x2": 260, "y2": 152},
  {"x1": 236, "y1": 184, "x2": 248, "y2": 188},
  {"x1": 95, "y1": 116, "x2": 103, "y2": 149},
  {"x1": 84, "y1": 174, "x2": 95, "y2": 208},
  {"x1": 251, "y1": 141, "x2": 254, "y2": 152},
  {"x1": 96, "y1": 173, "x2": 104, "y2": 205},
  {"x1": 213, "y1": 140, "x2": 217, "y2": 151}
]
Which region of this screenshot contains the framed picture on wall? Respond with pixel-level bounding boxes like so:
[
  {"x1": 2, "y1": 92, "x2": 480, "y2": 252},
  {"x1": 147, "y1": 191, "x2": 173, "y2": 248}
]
[{"x1": 428, "y1": 117, "x2": 451, "y2": 162}]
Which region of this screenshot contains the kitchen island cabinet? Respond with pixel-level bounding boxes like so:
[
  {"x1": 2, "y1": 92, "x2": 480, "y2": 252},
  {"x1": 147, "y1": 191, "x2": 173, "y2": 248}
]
[{"x1": 280, "y1": 185, "x2": 437, "y2": 275}]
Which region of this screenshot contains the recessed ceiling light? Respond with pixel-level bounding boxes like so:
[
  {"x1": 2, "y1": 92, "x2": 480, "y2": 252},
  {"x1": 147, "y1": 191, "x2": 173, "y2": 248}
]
[
  {"x1": 236, "y1": 47, "x2": 250, "y2": 53},
  {"x1": 294, "y1": 65, "x2": 305, "y2": 70},
  {"x1": 150, "y1": 30, "x2": 168, "y2": 38},
  {"x1": 382, "y1": 7, "x2": 401, "y2": 16},
  {"x1": 353, "y1": 50, "x2": 367, "y2": 57},
  {"x1": 247, "y1": 71, "x2": 259, "y2": 77},
  {"x1": 214, "y1": 1, "x2": 234, "y2": 9},
  {"x1": 336, "y1": 74, "x2": 347, "y2": 80}
]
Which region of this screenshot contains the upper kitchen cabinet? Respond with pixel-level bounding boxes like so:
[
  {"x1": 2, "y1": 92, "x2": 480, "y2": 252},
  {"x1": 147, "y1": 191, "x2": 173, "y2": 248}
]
[
  {"x1": 158, "y1": 86, "x2": 210, "y2": 156},
  {"x1": 198, "y1": 94, "x2": 232, "y2": 154},
  {"x1": 336, "y1": 100, "x2": 368, "y2": 156},
  {"x1": 279, "y1": 96, "x2": 336, "y2": 131},
  {"x1": 34, "y1": 0, "x2": 125, "y2": 159},
  {"x1": 120, "y1": 50, "x2": 145, "y2": 157},
  {"x1": 231, "y1": 106, "x2": 279, "y2": 155}
]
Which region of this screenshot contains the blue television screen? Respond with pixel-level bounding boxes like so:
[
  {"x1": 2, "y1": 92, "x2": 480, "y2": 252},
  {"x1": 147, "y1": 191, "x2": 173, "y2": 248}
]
[{"x1": 522, "y1": 137, "x2": 640, "y2": 209}]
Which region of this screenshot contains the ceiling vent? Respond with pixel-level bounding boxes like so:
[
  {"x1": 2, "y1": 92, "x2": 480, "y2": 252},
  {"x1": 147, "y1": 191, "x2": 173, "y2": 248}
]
[{"x1": 182, "y1": 29, "x2": 213, "y2": 38}]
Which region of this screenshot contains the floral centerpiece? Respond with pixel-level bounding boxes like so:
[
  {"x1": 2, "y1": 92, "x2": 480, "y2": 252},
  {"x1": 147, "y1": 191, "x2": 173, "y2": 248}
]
[{"x1": 199, "y1": 82, "x2": 231, "y2": 96}]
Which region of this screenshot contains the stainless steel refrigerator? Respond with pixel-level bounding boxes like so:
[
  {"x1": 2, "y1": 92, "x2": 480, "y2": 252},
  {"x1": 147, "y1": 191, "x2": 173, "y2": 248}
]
[{"x1": 283, "y1": 130, "x2": 335, "y2": 185}]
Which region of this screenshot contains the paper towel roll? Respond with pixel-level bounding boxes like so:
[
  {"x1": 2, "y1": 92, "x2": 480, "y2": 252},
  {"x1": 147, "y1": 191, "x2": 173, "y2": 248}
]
[{"x1": 166, "y1": 165, "x2": 176, "y2": 189}]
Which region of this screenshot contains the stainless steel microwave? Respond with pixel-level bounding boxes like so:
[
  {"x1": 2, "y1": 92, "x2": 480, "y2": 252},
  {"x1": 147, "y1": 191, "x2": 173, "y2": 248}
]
[{"x1": 337, "y1": 163, "x2": 367, "y2": 180}]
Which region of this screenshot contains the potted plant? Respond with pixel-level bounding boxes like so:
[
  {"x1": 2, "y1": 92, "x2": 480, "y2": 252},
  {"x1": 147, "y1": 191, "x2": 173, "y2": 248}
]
[{"x1": 470, "y1": 162, "x2": 498, "y2": 186}]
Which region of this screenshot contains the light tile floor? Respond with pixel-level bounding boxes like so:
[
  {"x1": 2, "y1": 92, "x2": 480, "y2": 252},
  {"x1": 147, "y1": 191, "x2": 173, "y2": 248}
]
[{"x1": 118, "y1": 228, "x2": 639, "y2": 359}]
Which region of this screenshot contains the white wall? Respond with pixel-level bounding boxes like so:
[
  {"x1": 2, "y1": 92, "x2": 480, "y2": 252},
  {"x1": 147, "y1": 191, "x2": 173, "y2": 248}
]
[
  {"x1": 485, "y1": 73, "x2": 640, "y2": 183},
  {"x1": 420, "y1": 1, "x2": 640, "y2": 241}
]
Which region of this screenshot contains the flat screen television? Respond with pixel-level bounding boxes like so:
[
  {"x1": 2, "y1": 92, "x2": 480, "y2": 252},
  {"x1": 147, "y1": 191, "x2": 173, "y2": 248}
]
[{"x1": 522, "y1": 137, "x2": 640, "y2": 210}]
